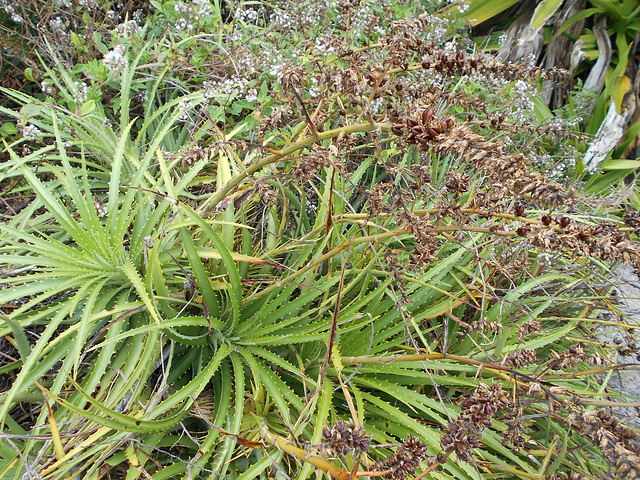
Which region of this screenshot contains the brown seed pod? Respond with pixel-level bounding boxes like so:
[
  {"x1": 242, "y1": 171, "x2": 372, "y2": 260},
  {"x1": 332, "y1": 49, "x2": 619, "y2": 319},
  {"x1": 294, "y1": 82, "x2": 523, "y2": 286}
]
[
  {"x1": 442, "y1": 115, "x2": 455, "y2": 129},
  {"x1": 593, "y1": 225, "x2": 604, "y2": 235},
  {"x1": 541, "y1": 215, "x2": 552, "y2": 226},
  {"x1": 515, "y1": 205, "x2": 525, "y2": 217},
  {"x1": 427, "y1": 127, "x2": 440, "y2": 138},
  {"x1": 516, "y1": 227, "x2": 528, "y2": 237},
  {"x1": 411, "y1": 125, "x2": 424, "y2": 135},
  {"x1": 391, "y1": 124, "x2": 404, "y2": 136},
  {"x1": 407, "y1": 118, "x2": 419, "y2": 128},
  {"x1": 560, "y1": 217, "x2": 571, "y2": 228},
  {"x1": 421, "y1": 108, "x2": 435, "y2": 123},
  {"x1": 421, "y1": 57, "x2": 431, "y2": 69}
]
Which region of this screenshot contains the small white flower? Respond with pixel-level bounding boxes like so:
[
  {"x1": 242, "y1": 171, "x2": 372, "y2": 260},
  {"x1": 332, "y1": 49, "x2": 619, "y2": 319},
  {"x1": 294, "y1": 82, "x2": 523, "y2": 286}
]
[
  {"x1": 175, "y1": 2, "x2": 187, "y2": 14},
  {"x1": 74, "y1": 81, "x2": 88, "y2": 103},
  {"x1": 116, "y1": 19, "x2": 141, "y2": 36},
  {"x1": 78, "y1": 0, "x2": 98, "y2": 10},
  {"x1": 20, "y1": 124, "x2": 42, "y2": 141},
  {"x1": 50, "y1": 17, "x2": 66, "y2": 32},
  {"x1": 231, "y1": 29, "x2": 242, "y2": 42},
  {"x1": 245, "y1": 88, "x2": 258, "y2": 102},
  {"x1": 40, "y1": 81, "x2": 53, "y2": 95},
  {"x1": 133, "y1": 9, "x2": 144, "y2": 23},
  {"x1": 175, "y1": 18, "x2": 189, "y2": 31},
  {"x1": 103, "y1": 44, "x2": 127, "y2": 74},
  {"x1": 94, "y1": 198, "x2": 108, "y2": 217},
  {"x1": 177, "y1": 99, "x2": 192, "y2": 121}
]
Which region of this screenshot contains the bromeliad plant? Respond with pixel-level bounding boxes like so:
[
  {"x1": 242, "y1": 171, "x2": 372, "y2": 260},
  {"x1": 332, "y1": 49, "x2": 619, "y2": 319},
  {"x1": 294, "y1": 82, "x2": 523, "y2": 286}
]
[{"x1": 1, "y1": 1, "x2": 640, "y2": 479}]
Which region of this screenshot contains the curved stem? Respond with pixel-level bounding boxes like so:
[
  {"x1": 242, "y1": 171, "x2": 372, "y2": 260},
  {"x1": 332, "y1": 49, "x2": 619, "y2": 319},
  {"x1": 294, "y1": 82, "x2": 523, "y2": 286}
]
[
  {"x1": 197, "y1": 122, "x2": 391, "y2": 216},
  {"x1": 260, "y1": 427, "x2": 352, "y2": 480}
]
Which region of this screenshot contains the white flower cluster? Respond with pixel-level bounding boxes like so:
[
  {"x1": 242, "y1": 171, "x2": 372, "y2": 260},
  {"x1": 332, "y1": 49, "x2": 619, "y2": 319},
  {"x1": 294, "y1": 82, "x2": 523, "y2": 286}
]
[
  {"x1": 136, "y1": 90, "x2": 148, "y2": 104},
  {"x1": 41, "y1": 81, "x2": 53, "y2": 95},
  {"x1": 175, "y1": 18, "x2": 193, "y2": 31},
  {"x1": 370, "y1": 97, "x2": 384, "y2": 115},
  {"x1": 49, "y1": 16, "x2": 69, "y2": 41},
  {"x1": 177, "y1": 99, "x2": 192, "y2": 122},
  {"x1": 314, "y1": 36, "x2": 336, "y2": 55},
  {"x1": 531, "y1": 149, "x2": 576, "y2": 179},
  {"x1": 231, "y1": 29, "x2": 243, "y2": 42},
  {"x1": 245, "y1": 88, "x2": 258, "y2": 102},
  {"x1": 55, "y1": 0, "x2": 72, "y2": 8},
  {"x1": 78, "y1": 0, "x2": 98, "y2": 10},
  {"x1": 202, "y1": 75, "x2": 253, "y2": 103},
  {"x1": 133, "y1": 8, "x2": 145, "y2": 23},
  {"x1": 268, "y1": 0, "x2": 334, "y2": 31},
  {"x1": 174, "y1": 0, "x2": 214, "y2": 22},
  {"x1": 116, "y1": 19, "x2": 142, "y2": 37},
  {"x1": 309, "y1": 77, "x2": 322, "y2": 98},
  {"x1": 425, "y1": 15, "x2": 450, "y2": 43},
  {"x1": 351, "y1": 4, "x2": 373, "y2": 37},
  {"x1": 0, "y1": 0, "x2": 23, "y2": 23},
  {"x1": 235, "y1": 6, "x2": 259, "y2": 23},
  {"x1": 510, "y1": 80, "x2": 536, "y2": 123},
  {"x1": 20, "y1": 124, "x2": 41, "y2": 141},
  {"x1": 444, "y1": 41, "x2": 457, "y2": 52},
  {"x1": 74, "y1": 81, "x2": 88, "y2": 103},
  {"x1": 236, "y1": 51, "x2": 257, "y2": 74},
  {"x1": 103, "y1": 45, "x2": 127, "y2": 74},
  {"x1": 270, "y1": 8, "x2": 295, "y2": 30},
  {"x1": 93, "y1": 198, "x2": 108, "y2": 217}
]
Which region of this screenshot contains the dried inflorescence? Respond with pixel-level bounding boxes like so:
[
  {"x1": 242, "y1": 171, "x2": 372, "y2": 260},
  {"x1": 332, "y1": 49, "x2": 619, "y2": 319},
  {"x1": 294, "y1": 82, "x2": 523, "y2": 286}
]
[
  {"x1": 319, "y1": 420, "x2": 372, "y2": 456},
  {"x1": 291, "y1": 145, "x2": 342, "y2": 182},
  {"x1": 435, "y1": 126, "x2": 570, "y2": 208},
  {"x1": 548, "y1": 344, "x2": 588, "y2": 371},
  {"x1": 391, "y1": 108, "x2": 456, "y2": 150},
  {"x1": 440, "y1": 382, "x2": 510, "y2": 462},
  {"x1": 374, "y1": 435, "x2": 430, "y2": 480},
  {"x1": 523, "y1": 217, "x2": 640, "y2": 271},
  {"x1": 567, "y1": 409, "x2": 640, "y2": 480},
  {"x1": 501, "y1": 406, "x2": 527, "y2": 453},
  {"x1": 506, "y1": 349, "x2": 538, "y2": 368}
]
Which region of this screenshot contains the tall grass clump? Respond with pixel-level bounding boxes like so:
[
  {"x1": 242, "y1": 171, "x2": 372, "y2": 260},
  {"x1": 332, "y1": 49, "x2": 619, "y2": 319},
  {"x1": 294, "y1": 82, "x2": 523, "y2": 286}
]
[{"x1": 1, "y1": 1, "x2": 639, "y2": 479}]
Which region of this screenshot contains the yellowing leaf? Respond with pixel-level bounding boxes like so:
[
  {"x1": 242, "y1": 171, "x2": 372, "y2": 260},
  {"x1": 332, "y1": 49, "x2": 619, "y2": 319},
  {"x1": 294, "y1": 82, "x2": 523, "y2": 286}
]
[
  {"x1": 465, "y1": 0, "x2": 521, "y2": 26},
  {"x1": 532, "y1": 0, "x2": 564, "y2": 29},
  {"x1": 196, "y1": 247, "x2": 281, "y2": 267},
  {"x1": 126, "y1": 443, "x2": 139, "y2": 467},
  {"x1": 611, "y1": 75, "x2": 632, "y2": 114}
]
